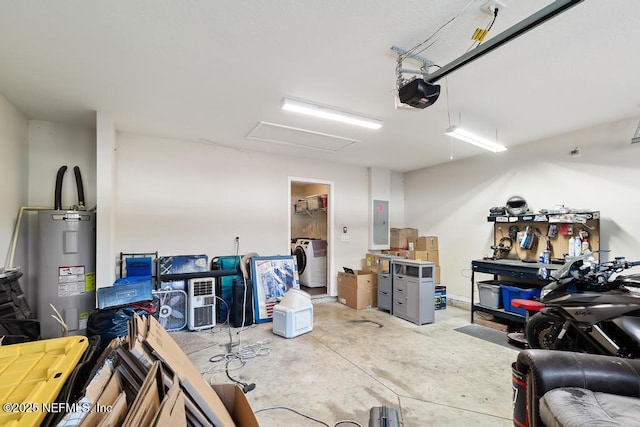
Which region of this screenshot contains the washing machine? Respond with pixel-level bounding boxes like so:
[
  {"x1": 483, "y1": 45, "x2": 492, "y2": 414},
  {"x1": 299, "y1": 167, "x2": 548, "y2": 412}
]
[
  {"x1": 293, "y1": 239, "x2": 327, "y2": 288},
  {"x1": 291, "y1": 238, "x2": 305, "y2": 255}
]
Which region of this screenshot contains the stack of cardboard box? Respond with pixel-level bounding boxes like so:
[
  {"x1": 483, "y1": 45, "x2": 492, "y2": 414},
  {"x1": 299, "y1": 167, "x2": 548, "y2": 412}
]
[
  {"x1": 359, "y1": 231, "x2": 445, "y2": 311},
  {"x1": 406, "y1": 236, "x2": 441, "y2": 284},
  {"x1": 389, "y1": 227, "x2": 418, "y2": 250},
  {"x1": 364, "y1": 253, "x2": 390, "y2": 274}
]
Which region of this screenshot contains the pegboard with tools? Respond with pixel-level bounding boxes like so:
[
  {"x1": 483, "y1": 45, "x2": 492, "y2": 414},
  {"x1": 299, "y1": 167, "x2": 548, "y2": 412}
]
[{"x1": 488, "y1": 212, "x2": 600, "y2": 263}]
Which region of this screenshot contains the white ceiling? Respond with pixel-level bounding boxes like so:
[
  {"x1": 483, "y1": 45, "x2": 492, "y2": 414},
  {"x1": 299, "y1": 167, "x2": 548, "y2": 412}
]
[{"x1": 1, "y1": 1, "x2": 639, "y2": 172}]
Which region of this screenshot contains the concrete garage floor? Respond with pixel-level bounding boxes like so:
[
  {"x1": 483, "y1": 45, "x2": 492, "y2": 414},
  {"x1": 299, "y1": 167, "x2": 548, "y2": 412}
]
[{"x1": 170, "y1": 303, "x2": 519, "y2": 426}]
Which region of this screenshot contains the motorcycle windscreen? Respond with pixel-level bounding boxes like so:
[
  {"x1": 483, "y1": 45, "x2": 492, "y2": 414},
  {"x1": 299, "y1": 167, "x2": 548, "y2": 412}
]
[{"x1": 612, "y1": 316, "x2": 640, "y2": 345}]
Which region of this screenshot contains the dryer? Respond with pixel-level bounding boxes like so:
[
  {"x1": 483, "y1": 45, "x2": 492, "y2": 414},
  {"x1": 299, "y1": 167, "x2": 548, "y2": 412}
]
[{"x1": 293, "y1": 239, "x2": 327, "y2": 288}]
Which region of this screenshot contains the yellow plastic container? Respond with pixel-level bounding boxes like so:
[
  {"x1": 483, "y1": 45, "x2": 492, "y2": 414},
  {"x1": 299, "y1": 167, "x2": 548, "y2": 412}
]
[{"x1": 0, "y1": 336, "x2": 88, "y2": 426}]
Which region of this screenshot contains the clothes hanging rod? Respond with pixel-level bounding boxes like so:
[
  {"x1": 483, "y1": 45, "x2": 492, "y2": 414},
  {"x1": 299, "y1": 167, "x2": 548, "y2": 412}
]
[{"x1": 425, "y1": 0, "x2": 584, "y2": 83}]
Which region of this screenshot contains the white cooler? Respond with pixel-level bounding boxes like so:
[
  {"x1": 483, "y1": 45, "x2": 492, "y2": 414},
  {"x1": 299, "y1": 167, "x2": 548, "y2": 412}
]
[{"x1": 272, "y1": 289, "x2": 313, "y2": 338}]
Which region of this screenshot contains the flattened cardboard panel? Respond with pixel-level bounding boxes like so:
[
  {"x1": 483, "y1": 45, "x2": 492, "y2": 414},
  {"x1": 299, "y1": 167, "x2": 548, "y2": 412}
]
[{"x1": 140, "y1": 314, "x2": 235, "y2": 427}]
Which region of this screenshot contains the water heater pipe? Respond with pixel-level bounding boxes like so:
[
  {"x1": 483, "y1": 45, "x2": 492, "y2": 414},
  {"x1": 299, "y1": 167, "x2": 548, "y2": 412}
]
[
  {"x1": 54, "y1": 166, "x2": 68, "y2": 210},
  {"x1": 5, "y1": 206, "x2": 52, "y2": 270}
]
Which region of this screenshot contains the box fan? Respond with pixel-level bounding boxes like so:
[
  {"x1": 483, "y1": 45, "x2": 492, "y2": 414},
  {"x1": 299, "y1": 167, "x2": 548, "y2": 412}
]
[
  {"x1": 152, "y1": 289, "x2": 187, "y2": 331},
  {"x1": 188, "y1": 278, "x2": 216, "y2": 331}
]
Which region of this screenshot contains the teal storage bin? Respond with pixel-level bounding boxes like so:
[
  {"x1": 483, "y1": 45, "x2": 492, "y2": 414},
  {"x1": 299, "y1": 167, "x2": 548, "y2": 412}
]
[{"x1": 501, "y1": 285, "x2": 541, "y2": 316}]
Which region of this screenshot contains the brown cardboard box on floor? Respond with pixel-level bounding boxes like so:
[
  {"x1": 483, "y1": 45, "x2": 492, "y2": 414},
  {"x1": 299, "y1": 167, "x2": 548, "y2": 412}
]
[
  {"x1": 337, "y1": 270, "x2": 377, "y2": 309},
  {"x1": 435, "y1": 266, "x2": 441, "y2": 284}
]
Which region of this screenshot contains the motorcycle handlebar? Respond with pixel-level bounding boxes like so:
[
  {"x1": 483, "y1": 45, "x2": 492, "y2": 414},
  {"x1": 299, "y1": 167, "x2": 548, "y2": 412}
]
[{"x1": 585, "y1": 259, "x2": 637, "y2": 279}]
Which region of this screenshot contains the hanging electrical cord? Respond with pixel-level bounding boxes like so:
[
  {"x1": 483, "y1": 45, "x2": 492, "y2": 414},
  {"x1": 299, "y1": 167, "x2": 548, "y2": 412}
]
[
  {"x1": 211, "y1": 295, "x2": 235, "y2": 347},
  {"x1": 204, "y1": 333, "x2": 271, "y2": 392},
  {"x1": 444, "y1": 77, "x2": 455, "y2": 160},
  {"x1": 395, "y1": 1, "x2": 469, "y2": 89},
  {"x1": 465, "y1": 6, "x2": 500, "y2": 52},
  {"x1": 401, "y1": 0, "x2": 476, "y2": 60}
]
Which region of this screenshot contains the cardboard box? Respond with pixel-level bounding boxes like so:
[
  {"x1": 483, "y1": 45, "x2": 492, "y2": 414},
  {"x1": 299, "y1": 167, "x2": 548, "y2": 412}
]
[
  {"x1": 407, "y1": 250, "x2": 439, "y2": 264},
  {"x1": 434, "y1": 266, "x2": 441, "y2": 284},
  {"x1": 122, "y1": 361, "x2": 163, "y2": 426},
  {"x1": 390, "y1": 228, "x2": 418, "y2": 249},
  {"x1": 153, "y1": 377, "x2": 187, "y2": 426},
  {"x1": 212, "y1": 384, "x2": 260, "y2": 427},
  {"x1": 408, "y1": 236, "x2": 439, "y2": 251},
  {"x1": 142, "y1": 315, "x2": 237, "y2": 426},
  {"x1": 474, "y1": 312, "x2": 509, "y2": 332},
  {"x1": 364, "y1": 253, "x2": 390, "y2": 273},
  {"x1": 386, "y1": 250, "x2": 403, "y2": 257},
  {"x1": 66, "y1": 322, "x2": 259, "y2": 427},
  {"x1": 337, "y1": 270, "x2": 377, "y2": 310}
]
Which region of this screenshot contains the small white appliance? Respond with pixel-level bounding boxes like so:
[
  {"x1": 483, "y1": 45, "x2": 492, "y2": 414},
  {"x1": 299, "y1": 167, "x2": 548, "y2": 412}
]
[
  {"x1": 293, "y1": 239, "x2": 327, "y2": 288},
  {"x1": 187, "y1": 278, "x2": 216, "y2": 331},
  {"x1": 272, "y1": 288, "x2": 313, "y2": 338}
]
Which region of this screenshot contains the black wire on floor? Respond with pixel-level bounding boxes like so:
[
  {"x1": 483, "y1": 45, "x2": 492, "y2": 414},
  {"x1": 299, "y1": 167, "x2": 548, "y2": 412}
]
[{"x1": 254, "y1": 405, "x2": 363, "y2": 427}]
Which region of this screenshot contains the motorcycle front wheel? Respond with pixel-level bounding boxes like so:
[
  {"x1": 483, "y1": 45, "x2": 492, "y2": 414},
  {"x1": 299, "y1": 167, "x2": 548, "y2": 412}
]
[{"x1": 526, "y1": 312, "x2": 562, "y2": 349}]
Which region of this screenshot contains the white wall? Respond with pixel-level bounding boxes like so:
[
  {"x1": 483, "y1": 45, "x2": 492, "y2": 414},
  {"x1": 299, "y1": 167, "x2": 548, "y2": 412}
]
[
  {"x1": 404, "y1": 117, "x2": 640, "y2": 301},
  {"x1": 114, "y1": 133, "x2": 372, "y2": 295},
  {"x1": 0, "y1": 93, "x2": 28, "y2": 270},
  {"x1": 26, "y1": 121, "x2": 96, "y2": 311},
  {"x1": 96, "y1": 112, "x2": 116, "y2": 287},
  {"x1": 28, "y1": 121, "x2": 96, "y2": 208},
  {"x1": 390, "y1": 171, "x2": 405, "y2": 227}
]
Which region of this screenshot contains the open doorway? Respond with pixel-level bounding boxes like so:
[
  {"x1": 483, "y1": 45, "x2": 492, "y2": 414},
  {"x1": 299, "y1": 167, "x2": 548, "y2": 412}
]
[{"x1": 288, "y1": 177, "x2": 334, "y2": 298}]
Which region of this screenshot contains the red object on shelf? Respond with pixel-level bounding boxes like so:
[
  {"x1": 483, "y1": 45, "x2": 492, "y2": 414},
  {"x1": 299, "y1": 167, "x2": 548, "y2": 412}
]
[{"x1": 511, "y1": 298, "x2": 545, "y2": 313}]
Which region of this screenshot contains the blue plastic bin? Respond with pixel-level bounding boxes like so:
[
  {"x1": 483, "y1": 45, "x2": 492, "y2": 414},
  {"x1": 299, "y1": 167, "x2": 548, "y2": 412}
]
[{"x1": 501, "y1": 285, "x2": 541, "y2": 316}]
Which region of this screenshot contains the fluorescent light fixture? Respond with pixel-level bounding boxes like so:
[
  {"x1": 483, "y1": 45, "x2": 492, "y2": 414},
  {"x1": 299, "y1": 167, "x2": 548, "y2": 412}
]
[
  {"x1": 445, "y1": 125, "x2": 507, "y2": 153},
  {"x1": 282, "y1": 98, "x2": 382, "y2": 130}
]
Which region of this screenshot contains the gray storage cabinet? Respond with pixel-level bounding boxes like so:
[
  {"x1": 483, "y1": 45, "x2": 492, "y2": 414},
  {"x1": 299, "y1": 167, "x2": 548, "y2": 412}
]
[
  {"x1": 377, "y1": 255, "x2": 403, "y2": 313},
  {"x1": 392, "y1": 259, "x2": 435, "y2": 325}
]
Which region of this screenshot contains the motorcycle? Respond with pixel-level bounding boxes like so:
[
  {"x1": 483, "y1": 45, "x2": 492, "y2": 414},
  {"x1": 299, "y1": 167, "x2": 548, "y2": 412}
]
[{"x1": 526, "y1": 251, "x2": 640, "y2": 358}]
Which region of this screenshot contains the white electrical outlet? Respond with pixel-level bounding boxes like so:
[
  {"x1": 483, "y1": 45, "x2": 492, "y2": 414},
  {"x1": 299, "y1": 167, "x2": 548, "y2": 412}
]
[{"x1": 482, "y1": 0, "x2": 507, "y2": 15}]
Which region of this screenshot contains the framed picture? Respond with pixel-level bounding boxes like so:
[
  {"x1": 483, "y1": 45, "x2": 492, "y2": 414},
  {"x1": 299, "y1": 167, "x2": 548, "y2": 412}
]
[{"x1": 251, "y1": 255, "x2": 300, "y2": 323}]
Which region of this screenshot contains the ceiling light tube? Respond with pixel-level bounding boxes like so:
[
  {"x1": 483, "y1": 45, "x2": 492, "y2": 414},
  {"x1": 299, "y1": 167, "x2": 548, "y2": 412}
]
[
  {"x1": 282, "y1": 98, "x2": 382, "y2": 130},
  {"x1": 445, "y1": 125, "x2": 507, "y2": 153}
]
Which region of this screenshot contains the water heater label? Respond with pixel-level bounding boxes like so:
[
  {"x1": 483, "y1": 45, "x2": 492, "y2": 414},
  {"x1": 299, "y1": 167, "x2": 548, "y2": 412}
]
[
  {"x1": 58, "y1": 265, "x2": 86, "y2": 297},
  {"x1": 59, "y1": 266, "x2": 85, "y2": 276},
  {"x1": 85, "y1": 273, "x2": 96, "y2": 292}
]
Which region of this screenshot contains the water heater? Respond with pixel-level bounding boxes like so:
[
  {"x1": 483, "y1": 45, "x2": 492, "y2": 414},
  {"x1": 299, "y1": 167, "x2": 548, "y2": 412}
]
[
  {"x1": 37, "y1": 165, "x2": 96, "y2": 339},
  {"x1": 38, "y1": 210, "x2": 96, "y2": 338}
]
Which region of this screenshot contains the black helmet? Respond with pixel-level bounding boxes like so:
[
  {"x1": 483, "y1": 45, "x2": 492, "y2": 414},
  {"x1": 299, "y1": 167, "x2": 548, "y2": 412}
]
[{"x1": 506, "y1": 196, "x2": 528, "y2": 216}]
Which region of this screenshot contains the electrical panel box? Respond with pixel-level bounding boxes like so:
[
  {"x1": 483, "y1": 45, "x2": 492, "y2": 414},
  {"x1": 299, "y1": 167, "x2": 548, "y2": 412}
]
[{"x1": 372, "y1": 200, "x2": 389, "y2": 246}]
